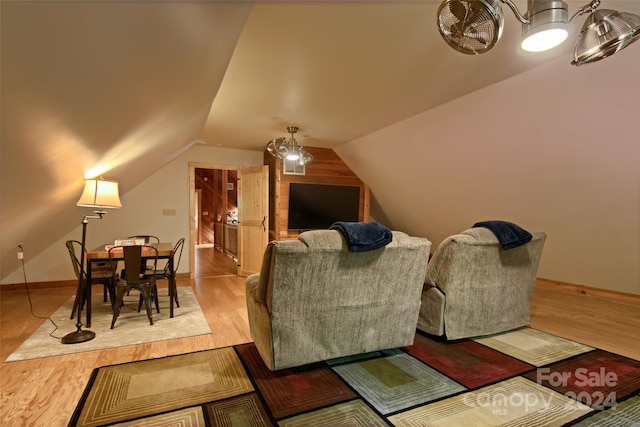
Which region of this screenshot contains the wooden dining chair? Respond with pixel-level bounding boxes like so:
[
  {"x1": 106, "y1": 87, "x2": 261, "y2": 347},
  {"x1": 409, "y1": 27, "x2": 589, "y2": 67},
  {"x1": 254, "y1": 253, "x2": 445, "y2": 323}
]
[
  {"x1": 66, "y1": 240, "x2": 117, "y2": 319},
  {"x1": 109, "y1": 245, "x2": 159, "y2": 328}
]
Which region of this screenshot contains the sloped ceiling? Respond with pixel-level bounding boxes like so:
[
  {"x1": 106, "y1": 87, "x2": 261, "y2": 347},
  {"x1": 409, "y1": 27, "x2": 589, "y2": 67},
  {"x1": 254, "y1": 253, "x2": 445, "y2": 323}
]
[
  {"x1": 1, "y1": 1, "x2": 253, "y2": 278},
  {"x1": 2, "y1": 0, "x2": 639, "y2": 280},
  {"x1": 200, "y1": 0, "x2": 574, "y2": 149}
]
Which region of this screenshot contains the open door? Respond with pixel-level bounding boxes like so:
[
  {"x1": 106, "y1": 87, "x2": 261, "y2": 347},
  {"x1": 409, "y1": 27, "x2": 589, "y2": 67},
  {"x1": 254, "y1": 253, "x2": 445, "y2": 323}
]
[{"x1": 237, "y1": 165, "x2": 269, "y2": 276}]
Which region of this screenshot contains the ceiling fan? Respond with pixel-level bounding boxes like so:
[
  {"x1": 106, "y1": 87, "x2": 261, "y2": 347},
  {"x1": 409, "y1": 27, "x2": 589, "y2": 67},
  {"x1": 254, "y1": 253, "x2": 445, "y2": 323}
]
[{"x1": 436, "y1": 0, "x2": 640, "y2": 65}]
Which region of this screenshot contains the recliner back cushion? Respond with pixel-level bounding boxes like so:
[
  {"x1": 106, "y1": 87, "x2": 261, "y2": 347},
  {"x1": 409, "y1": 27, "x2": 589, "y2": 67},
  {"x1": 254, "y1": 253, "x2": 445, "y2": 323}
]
[
  {"x1": 266, "y1": 231, "x2": 429, "y2": 315},
  {"x1": 426, "y1": 228, "x2": 546, "y2": 295}
]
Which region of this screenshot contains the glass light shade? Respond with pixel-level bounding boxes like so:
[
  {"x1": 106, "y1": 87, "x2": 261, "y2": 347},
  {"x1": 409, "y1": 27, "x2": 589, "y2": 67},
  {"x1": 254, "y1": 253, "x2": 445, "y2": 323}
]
[
  {"x1": 522, "y1": 25, "x2": 569, "y2": 51},
  {"x1": 266, "y1": 137, "x2": 288, "y2": 159},
  {"x1": 77, "y1": 178, "x2": 122, "y2": 208},
  {"x1": 285, "y1": 145, "x2": 301, "y2": 161},
  {"x1": 298, "y1": 148, "x2": 313, "y2": 165}
]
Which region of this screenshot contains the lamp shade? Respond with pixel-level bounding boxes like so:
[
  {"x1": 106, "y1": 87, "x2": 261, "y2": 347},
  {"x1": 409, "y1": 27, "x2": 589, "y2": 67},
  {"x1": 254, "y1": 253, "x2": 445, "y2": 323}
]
[{"x1": 77, "y1": 178, "x2": 122, "y2": 209}]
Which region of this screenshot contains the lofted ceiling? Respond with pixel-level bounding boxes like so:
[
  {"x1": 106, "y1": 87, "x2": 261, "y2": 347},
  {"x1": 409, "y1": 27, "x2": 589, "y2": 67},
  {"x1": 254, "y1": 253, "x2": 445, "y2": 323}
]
[
  {"x1": 2, "y1": 0, "x2": 639, "y2": 280},
  {"x1": 202, "y1": 0, "x2": 575, "y2": 149}
]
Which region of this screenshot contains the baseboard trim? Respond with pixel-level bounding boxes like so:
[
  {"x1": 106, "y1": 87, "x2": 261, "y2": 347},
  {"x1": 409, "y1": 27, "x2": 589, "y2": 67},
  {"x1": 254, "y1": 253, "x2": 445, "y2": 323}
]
[
  {"x1": 536, "y1": 277, "x2": 640, "y2": 306},
  {"x1": 3, "y1": 276, "x2": 637, "y2": 304},
  {"x1": 0, "y1": 273, "x2": 192, "y2": 292},
  {"x1": 0, "y1": 280, "x2": 77, "y2": 291}
]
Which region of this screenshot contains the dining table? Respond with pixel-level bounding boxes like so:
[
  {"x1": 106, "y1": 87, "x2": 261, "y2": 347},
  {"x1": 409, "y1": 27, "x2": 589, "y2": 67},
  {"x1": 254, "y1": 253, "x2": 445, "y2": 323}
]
[{"x1": 84, "y1": 242, "x2": 176, "y2": 327}]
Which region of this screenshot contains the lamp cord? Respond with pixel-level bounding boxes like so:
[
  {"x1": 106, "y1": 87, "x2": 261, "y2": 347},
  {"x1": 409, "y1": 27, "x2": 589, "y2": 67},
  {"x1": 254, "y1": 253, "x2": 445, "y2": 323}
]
[{"x1": 19, "y1": 245, "x2": 61, "y2": 341}]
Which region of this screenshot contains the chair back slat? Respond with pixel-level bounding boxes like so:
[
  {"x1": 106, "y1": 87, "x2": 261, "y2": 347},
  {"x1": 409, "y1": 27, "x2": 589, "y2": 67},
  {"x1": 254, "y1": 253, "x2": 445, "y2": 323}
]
[
  {"x1": 110, "y1": 245, "x2": 158, "y2": 285},
  {"x1": 123, "y1": 246, "x2": 143, "y2": 284},
  {"x1": 109, "y1": 244, "x2": 159, "y2": 328}
]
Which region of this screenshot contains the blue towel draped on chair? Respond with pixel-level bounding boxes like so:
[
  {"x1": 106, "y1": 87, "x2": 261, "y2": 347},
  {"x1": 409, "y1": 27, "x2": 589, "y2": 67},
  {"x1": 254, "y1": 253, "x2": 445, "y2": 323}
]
[
  {"x1": 330, "y1": 221, "x2": 393, "y2": 252},
  {"x1": 472, "y1": 220, "x2": 532, "y2": 250}
]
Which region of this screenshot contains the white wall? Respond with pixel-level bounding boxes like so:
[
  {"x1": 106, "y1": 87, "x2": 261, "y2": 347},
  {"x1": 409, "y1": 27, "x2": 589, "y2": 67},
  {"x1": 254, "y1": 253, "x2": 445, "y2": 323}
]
[
  {"x1": 335, "y1": 52, "x2": 640, "y2": 295},
  {"x1": 2, "y1": 145, "x2": 263, "y2": 284}
]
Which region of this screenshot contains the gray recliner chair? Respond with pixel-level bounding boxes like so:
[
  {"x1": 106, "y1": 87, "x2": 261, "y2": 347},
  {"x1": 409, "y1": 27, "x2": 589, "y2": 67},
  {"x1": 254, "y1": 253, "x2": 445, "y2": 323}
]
[
  {"x1": 417, "y1": 227, "x2": 546, "y2": 340},
  {"x1": 245, "y1": 229, "x2": 432, "y2": 371}
]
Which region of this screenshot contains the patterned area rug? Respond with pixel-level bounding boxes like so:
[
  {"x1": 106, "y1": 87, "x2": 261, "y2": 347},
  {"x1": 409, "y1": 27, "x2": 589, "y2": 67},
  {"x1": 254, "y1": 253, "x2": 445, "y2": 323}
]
[
  {"x1": 5, "y1": 287, "x2": 211, "y2": 362},
  {"x1": 70, "y1": 327, "x2": 640, "y2": 426},
  {"x1": 474, "y1": 327, "x2": 596, "y2": 366}
]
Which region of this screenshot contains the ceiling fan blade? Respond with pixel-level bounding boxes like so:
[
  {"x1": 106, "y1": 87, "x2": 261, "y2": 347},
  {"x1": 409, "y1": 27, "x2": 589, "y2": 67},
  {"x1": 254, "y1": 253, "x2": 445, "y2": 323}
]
[
  {"x1": 449, "y1": 22, "x2": 465, "y2": 39},
  {"x1": 449, "y1": 0, "x2": 469, "y2": 23},
  {"x1": 466, "y1": 3, "x2": 486, "y2": 22},
  {"x1": 468, "y1": 28, "x2": 489, "y2": 46}
]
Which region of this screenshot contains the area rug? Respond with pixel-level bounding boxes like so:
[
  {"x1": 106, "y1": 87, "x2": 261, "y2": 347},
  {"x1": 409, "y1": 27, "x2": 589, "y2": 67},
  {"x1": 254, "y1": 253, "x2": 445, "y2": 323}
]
[
  {"x1": 474, "y1": 327, "x2": 596, "y2": 366},
  {"x1": 5, "y1": 287, "x2": 211, "y2": 362},
  {"x1": 69, "y1": 327, "x2": 640, "y2": 427}
]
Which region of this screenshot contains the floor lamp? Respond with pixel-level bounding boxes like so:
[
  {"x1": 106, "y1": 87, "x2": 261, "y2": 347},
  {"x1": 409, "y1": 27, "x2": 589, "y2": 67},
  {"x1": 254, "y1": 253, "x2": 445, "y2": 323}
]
[{"x1": 62, "y1": 177, "x2": 122, "y2": 344}]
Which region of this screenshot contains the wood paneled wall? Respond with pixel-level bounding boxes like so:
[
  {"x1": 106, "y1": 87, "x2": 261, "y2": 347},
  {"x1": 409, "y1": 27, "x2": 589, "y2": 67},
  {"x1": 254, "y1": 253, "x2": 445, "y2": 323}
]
[
  {"x1": 264, "y1": 147, "x2": 370, "y2": 241},
  {"x1": 195, "y1": 168, "x2": 238, "y2": 244},
  {"x1": 195, "y1": 168, "x2": 215, "y2": 244}
]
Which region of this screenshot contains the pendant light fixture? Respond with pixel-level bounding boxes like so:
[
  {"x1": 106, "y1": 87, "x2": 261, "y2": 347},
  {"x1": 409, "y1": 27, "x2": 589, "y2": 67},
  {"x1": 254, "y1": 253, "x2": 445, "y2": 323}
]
[
  {"x1": 436, "y1": 0, "x2": 640, "y2": 65},
  {"x1": 266, "y1": 126, "x2": 313, "y2": 165}
]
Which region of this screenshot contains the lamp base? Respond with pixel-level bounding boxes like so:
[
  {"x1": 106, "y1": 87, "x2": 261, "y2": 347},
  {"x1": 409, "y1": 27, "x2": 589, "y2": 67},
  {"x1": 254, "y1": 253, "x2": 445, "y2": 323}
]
[{"x1": 61, "y1": 328, "x2": 96, "y2": 344}]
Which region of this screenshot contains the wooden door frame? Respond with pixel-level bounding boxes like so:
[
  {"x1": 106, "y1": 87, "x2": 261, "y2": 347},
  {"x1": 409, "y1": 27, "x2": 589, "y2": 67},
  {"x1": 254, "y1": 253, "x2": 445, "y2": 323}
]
[{"x1": 188, "y1": 162, "x2": 239, "y2": 278}]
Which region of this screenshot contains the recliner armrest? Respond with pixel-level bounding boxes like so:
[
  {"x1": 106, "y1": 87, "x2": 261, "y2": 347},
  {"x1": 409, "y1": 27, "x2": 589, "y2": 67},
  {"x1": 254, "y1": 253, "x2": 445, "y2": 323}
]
[{"x1": 246, "y1": 274, "x2": 262, "y2": 301}]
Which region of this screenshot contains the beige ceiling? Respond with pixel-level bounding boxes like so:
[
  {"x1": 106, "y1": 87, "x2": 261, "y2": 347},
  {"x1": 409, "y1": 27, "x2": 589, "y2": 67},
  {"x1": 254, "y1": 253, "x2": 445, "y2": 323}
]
[
  {"x1": 2, "y1": 0, "x2": 639, "y2": 279},
  {"x1": 201, "y1": 0, "x2": 578, "y2": 150}
]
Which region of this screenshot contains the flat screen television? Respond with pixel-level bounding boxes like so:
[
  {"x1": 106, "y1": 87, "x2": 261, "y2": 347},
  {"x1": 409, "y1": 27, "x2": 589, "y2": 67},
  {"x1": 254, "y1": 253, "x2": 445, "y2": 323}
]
[{"x1": 287, "y1": 183, "x2": 360, "y2": 230}]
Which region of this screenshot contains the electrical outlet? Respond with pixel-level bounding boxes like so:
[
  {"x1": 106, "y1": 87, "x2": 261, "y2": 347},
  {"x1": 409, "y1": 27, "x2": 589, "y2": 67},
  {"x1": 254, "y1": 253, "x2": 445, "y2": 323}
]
[{"x1": 17, "y1": 251, "x2": 23, "y2": 260}]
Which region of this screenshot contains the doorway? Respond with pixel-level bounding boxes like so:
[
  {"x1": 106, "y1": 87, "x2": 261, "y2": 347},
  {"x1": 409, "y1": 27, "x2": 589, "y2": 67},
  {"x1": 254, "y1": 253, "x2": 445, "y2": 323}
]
[{"x1": 189, "y1": 163, "x2": 239, "y2": 278}]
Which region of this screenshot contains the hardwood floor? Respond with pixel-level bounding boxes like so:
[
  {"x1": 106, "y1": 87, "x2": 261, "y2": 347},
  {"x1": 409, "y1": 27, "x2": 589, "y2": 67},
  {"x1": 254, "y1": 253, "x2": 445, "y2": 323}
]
[
  {"x1": 194, "y1": 244, "x2": 238, "y2": 277},
  {"x1": 531, "y1": 280, "x2": 640, "y2": 360},
  {"x1": 1, "y1": 248, "x2": 639, "y2": 426}
]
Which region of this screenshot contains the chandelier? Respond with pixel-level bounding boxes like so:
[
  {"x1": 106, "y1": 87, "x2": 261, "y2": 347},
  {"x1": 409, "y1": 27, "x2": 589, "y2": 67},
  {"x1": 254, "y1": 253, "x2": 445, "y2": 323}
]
[{"x1": 266, "y1": 126, "x2": 313, "y2": 165}]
